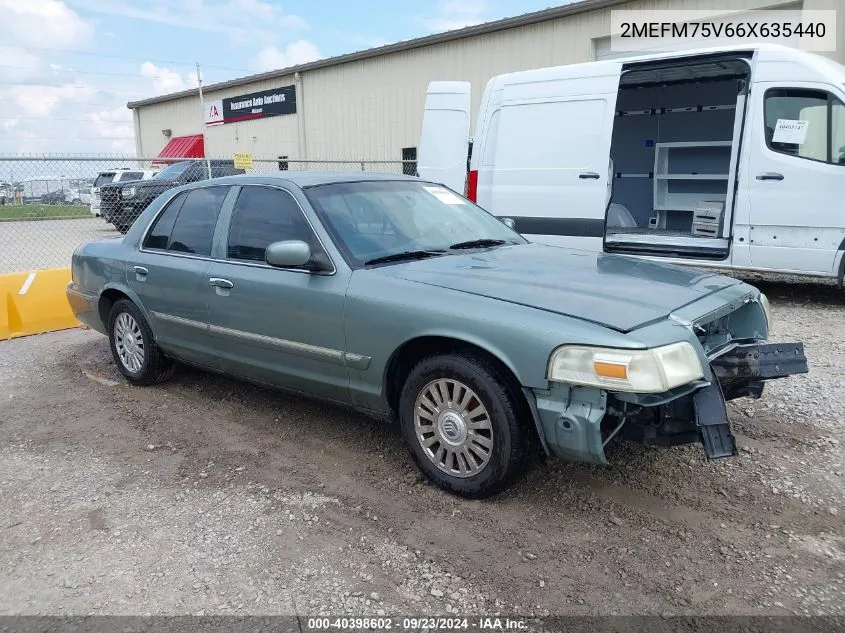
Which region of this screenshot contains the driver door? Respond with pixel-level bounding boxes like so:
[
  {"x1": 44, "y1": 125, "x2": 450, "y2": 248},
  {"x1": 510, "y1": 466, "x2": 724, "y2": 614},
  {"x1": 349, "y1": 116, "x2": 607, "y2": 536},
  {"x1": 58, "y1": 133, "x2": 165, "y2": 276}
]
[{"x1": 206, "y1": 184, "x2": 352, "y2": 402}]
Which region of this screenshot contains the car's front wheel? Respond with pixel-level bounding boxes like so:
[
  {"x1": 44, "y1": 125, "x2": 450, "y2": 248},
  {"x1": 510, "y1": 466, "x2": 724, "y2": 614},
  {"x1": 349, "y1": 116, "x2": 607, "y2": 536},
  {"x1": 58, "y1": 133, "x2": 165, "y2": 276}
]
[
  {"x1": 399, "y1": 352, "x2": 534, "y2": 498},
  {"x1": 108, "y1": 299, "x2": 174, "y2": 385}
]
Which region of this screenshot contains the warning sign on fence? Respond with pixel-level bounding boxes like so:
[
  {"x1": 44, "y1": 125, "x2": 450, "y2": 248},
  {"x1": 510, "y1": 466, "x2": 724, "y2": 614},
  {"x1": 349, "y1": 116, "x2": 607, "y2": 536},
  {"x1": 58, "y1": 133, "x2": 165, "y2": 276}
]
[{"x1": 233, "y1": 153, "x2": 253, "y2": 170}]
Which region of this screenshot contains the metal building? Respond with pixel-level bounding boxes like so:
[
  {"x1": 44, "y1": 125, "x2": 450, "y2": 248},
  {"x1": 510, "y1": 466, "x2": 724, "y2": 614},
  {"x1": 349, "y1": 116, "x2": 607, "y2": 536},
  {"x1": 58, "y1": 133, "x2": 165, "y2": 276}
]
[{"x1": 128, "y1": 0, "x2": 844, "y2": 164}]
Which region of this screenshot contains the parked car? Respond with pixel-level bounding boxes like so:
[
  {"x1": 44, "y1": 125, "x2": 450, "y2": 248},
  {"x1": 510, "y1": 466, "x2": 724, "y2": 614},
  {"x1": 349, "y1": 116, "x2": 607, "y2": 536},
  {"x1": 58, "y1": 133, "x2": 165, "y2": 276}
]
[
  {"x1": 41, "y1": 190, "x2": 70, "y2": 205},
  {"x1": 40, "y1": 188, "x2": 91, "y2": 206},
  {"x1": 90, "y1": 168, "x2": 158, "y2": 217},
  {"x1": 418, "y1": 43, "x2": 845, "y2": 286},
  {"x1": 101, "y1": 160, "x2": 244, "y2": 233},
  {"x1": 67, "y1": 172, "x2": 808, "y2": 498}
]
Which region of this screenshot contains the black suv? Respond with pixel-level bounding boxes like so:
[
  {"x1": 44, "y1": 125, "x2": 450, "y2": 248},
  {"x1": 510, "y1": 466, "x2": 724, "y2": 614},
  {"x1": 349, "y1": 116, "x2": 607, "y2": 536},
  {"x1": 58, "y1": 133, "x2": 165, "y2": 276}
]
[{"x1": 101, "y1": 160, "x2": 245, "y2": 233}]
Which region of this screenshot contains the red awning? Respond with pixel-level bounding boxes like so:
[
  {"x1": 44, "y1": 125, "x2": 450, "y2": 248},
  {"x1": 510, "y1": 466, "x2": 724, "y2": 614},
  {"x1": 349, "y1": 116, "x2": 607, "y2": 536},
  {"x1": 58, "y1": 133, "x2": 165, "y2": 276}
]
[{"x1": 153, "y1": 134, "x2": 204, "y2": 166}]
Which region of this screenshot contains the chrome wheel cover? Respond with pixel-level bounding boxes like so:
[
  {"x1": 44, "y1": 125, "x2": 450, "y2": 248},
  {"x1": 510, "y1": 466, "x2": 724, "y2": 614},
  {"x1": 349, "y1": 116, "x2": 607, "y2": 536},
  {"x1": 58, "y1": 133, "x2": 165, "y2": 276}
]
[
  {"x1": 413, "y1": 378, "x2": 494, "y2": 478},
  {"x1": 114, "y1": 312, "x2": 145, "y2": 373}
]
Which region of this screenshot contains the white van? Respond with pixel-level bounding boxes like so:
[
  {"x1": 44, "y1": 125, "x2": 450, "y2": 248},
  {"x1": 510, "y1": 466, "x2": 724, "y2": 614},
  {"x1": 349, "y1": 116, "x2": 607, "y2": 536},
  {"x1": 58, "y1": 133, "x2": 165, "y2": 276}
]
[{"x1": 418, "y1": 44, "x2": 845, "y2": 285}]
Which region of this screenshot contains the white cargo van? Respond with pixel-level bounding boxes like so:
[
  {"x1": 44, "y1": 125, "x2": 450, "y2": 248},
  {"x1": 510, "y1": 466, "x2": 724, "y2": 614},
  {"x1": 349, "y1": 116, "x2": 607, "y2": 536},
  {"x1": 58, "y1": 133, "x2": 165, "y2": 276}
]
[{"x1": 418, "y1": 44, "x2": 845, "y2": 285}]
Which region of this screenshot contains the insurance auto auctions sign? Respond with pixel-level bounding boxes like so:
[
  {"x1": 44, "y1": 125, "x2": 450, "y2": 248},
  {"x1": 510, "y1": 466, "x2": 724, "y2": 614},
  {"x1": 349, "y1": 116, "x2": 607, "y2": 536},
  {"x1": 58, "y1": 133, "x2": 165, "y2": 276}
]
[{"x1": 205, "y1": 85, "x2": 296, "y2": 126}]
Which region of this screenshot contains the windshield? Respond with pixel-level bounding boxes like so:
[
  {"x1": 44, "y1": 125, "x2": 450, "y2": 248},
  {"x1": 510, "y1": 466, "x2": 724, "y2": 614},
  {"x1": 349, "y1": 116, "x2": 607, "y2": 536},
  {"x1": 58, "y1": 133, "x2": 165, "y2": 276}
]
[
  {"x1": 305, "y1": 180, "x2": 526, "y2": 266},
  {"x1": 153, "y1": 162, "x2": 193, "y2": 180}
]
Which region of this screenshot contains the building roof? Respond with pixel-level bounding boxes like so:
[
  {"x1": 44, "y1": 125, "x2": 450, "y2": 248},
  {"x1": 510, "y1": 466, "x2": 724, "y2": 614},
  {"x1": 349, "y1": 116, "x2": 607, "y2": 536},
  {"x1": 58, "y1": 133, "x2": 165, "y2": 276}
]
[{"x1": 127, "y1": 0, "x2": 629, "y2": 109}]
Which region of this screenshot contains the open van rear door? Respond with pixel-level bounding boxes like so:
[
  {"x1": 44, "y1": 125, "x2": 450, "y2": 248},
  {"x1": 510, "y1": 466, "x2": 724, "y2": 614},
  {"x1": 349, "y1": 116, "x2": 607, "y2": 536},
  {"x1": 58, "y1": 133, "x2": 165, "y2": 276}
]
[{"x1": 418, "y1": 81, "x2": 471, "y2": 193}]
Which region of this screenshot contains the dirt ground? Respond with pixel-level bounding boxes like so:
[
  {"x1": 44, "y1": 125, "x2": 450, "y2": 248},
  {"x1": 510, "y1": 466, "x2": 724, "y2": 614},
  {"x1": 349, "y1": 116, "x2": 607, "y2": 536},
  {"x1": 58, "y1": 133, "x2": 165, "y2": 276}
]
[{"x1": 0, "y1": 275, "x2": 842, "y2": 617}]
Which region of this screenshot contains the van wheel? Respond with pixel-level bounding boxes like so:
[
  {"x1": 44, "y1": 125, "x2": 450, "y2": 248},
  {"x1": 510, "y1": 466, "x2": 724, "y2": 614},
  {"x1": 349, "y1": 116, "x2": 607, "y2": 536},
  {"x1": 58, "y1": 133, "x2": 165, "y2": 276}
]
[
  {"x1": 108, "y1": 300, "x2": 174, "y2": 385},
  {"x1": 398, "y1": 352, "x2": 534, "y2": 498}
]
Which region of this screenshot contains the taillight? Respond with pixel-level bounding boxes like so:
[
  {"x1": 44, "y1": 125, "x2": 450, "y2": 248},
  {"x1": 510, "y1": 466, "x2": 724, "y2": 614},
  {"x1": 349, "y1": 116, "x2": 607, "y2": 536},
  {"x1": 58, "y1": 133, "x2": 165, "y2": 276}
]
[{"x1": 466, "y1": 170, "x2": 478, "y2": 202}]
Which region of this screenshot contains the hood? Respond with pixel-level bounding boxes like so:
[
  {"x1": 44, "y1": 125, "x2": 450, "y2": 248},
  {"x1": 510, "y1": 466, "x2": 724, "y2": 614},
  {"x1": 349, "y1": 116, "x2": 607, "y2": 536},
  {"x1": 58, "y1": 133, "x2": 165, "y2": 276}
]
[
  {"x1": 133, "y1": 179, "x2": 178, "y2": 188},
  {"x1": 372, "y1": 243, "x2": 742, "y2": 332}
]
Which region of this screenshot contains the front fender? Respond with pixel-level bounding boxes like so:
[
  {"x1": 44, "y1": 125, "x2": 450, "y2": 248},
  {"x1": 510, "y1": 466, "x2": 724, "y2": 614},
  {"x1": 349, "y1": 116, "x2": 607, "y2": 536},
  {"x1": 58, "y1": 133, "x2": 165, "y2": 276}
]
[{"x1": 344, "y1": 272, "x2": 643, "y2": 412}]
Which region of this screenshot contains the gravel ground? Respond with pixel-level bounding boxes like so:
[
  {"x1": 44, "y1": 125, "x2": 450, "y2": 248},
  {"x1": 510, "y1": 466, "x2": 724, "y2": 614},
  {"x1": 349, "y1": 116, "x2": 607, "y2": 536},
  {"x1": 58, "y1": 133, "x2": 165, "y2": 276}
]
[
  {"x1": 0, "y1": 273, "x2": 842, "y2": 617},
  {"x1": 0, "y1": 218, "x2": 118, "y2": 273}
]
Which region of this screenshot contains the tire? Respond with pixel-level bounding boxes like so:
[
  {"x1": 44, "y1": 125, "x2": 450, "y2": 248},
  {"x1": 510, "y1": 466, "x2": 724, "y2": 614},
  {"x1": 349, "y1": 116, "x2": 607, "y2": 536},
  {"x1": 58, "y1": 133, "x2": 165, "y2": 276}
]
[
  {"x1": 398, "y1": 352, "x2": 535, "y2": 499},
  {"x1": 107, "y1": 299, "x2": 174, "y2": 386},
  {"x1": 71, "y1": 198, "x2": 81, "y2": 205}
]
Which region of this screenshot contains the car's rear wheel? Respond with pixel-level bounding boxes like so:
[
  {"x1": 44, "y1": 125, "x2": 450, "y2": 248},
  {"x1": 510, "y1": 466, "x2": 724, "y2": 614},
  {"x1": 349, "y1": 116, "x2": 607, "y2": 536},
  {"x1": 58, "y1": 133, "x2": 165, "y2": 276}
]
[
  {"x1": 399, "y1": 352, "x2": 534, "y2": 498},
  {"x1": 108, "y1": 299, "x2": 174, "y2": 385}
]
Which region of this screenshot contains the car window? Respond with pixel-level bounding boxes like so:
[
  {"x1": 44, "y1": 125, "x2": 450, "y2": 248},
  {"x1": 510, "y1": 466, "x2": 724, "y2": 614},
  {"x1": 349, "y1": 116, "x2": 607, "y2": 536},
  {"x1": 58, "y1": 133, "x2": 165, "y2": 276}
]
[
  {"x1": 143, "y1": 192, "x2": 187, "y2": 250},
  {"x1": 94, "y1": 173, "x2": 115, "y2": 187},
  {"x1": 764, "y1": 88, "x2": 844, "y2": 164},
  {"x1": 227, "y1": 186, "x2": 316, "y2": 262},
  {"x1": 167, "y1": 186, "x2": 229, "y2": 256},
  {"x1": 118, "y1": 171, "x2": 143, "y2": 182},
  {"x1": 833, "y1": 98, "x2": 845, "y2": 165}
]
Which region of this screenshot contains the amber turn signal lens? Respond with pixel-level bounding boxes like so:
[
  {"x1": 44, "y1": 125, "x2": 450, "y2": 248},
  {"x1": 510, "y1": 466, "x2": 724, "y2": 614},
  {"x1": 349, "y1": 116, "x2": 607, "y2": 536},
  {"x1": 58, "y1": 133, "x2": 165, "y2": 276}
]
[{"x1": 593, "y1": 361, "x2": 628, "y2": 380}]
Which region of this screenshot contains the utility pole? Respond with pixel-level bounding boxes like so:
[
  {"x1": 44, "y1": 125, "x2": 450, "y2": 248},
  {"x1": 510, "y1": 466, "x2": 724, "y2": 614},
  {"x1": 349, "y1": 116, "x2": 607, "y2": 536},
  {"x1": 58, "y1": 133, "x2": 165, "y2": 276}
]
[{"x1": 196, "y1": 62, "x2": 212, "y2": 179}]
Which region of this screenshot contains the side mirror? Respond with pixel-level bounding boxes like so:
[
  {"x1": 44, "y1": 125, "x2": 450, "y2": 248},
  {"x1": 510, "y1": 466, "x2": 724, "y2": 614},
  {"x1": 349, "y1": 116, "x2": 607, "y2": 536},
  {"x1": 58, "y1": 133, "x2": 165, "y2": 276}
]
[
  {"x1": 265, "y1": 240, "x2": 312, "y2": 268},
  {"x1": 265, "y1": 240, "x2": 332, "y2": 272},
  {"x1": 500, "y1": 217, "x2": 516, "y2": 230}
]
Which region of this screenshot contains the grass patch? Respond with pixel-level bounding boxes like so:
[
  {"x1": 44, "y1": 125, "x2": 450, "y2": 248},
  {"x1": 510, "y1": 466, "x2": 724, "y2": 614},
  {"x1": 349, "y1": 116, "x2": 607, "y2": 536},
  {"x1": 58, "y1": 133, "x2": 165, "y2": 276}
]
[{"x1": 0, "y1": 204, "x2": 91, "y2": 221}]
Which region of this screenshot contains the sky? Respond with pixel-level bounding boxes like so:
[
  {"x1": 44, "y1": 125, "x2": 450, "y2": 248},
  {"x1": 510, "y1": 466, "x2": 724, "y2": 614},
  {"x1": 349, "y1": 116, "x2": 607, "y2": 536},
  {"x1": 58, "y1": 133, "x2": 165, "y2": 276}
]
[{"x1": 0, "y1": 0, "x2": 562, "y2": 157}]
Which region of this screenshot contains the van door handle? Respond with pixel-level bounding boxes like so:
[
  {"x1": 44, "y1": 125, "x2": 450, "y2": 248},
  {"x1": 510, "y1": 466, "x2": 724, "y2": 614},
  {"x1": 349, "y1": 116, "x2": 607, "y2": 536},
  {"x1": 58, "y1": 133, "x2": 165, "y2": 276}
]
[
  {"x1": 579, "y1": 172, "x2": 601, "y2": 179},
  {"x1": 133, "y1": 266, "x2": 148, "y2": 275},
  {"x1": 756, "y1": 172, "x2": 784, "y2": 181},
  {"x1": 209, "y1": 278, "x2": 234, "y2": 289}
]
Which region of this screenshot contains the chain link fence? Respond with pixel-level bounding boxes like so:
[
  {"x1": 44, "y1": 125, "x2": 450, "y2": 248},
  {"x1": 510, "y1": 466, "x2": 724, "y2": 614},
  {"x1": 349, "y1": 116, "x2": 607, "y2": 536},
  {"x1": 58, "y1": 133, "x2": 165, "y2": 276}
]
[{"x1": 0, "y1": 156, "x2": 416, "y2": 274}]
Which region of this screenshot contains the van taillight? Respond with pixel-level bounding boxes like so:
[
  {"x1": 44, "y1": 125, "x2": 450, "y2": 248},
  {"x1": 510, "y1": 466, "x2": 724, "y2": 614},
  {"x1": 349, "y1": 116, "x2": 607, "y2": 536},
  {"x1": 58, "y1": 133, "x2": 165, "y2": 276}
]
[{"x1": 466, "y1": 170, "x2": 478, "y2": 202}]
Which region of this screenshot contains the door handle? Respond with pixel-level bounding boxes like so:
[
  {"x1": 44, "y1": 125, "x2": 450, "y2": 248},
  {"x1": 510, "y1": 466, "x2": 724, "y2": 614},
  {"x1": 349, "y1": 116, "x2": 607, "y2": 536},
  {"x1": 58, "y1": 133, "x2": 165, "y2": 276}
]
[
  {"x1": 208, "y1": 277, "x2": 234, "y2": 289},
  {"x1": 132, "y1": 266, "x2": 148, "y2": 282},
  {"x1": 579, "y1": 172, "x2": 601, "y2": 179},
  {"x1": 756, "y1": 172, "x2": 784, "y2": 181}
]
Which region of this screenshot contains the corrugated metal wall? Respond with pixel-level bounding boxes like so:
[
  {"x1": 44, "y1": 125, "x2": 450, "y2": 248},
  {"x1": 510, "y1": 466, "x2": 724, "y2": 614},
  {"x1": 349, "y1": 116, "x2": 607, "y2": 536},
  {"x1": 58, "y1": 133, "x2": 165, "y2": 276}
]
[
  {"x1": 135, "y1": 75, "x2": 299, "y2": 159},
  {"x1": 133, "y1": 0, "x2": 839, "y2": 162}
]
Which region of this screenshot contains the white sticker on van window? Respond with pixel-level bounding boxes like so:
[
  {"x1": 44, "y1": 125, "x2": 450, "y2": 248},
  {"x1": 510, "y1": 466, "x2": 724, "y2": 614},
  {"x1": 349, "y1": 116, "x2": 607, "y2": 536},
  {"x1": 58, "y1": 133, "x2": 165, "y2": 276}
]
[
  {"x1": 772, "y1": 119, "x2": 809, "y2": 145},
  {"x1": 423, "y1": 186, "x2": 464, "y2": 205}
]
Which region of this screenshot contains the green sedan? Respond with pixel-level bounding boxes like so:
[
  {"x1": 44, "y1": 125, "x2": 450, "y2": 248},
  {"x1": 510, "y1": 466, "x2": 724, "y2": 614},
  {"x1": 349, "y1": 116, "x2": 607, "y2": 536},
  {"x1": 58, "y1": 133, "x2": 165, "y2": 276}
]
[{"x1": 67, "y1": 172, "x2": 808, "y2": 498}]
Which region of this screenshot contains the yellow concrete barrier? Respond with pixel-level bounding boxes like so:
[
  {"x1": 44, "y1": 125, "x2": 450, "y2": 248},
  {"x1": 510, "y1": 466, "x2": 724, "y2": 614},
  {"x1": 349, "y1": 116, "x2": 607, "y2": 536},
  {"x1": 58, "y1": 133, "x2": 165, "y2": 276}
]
[{"x1": 0, "y1": 268, "x2": 80, "y2": 340}]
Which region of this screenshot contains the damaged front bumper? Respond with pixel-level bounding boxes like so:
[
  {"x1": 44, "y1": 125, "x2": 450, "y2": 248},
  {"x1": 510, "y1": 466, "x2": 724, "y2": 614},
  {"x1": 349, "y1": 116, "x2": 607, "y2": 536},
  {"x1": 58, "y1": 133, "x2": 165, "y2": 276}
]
[
  {"x1": 693, "y1": 341, "x2": 809, "y2": 458},
  {"x1": 530, "y1": 341, "x2": 808, "y2": 464}
]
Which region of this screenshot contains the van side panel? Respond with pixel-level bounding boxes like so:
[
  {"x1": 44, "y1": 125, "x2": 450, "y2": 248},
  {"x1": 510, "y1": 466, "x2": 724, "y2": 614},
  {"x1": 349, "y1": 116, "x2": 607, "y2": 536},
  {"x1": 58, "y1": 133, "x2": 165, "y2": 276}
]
[{"x1": 484, "y1": 64, "x2": 622, "y2": 246}]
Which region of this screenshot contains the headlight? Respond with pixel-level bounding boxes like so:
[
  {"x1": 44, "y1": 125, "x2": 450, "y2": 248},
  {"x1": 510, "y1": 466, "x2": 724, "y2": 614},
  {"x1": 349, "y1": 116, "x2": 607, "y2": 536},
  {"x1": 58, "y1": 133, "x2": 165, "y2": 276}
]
[
  {"x1": 121, "y1": 187, "x2": 136, "y2": 198},
  {"x1": 547, "y1": 342, "x2": 704, "y2": 393},
  {"x1": 759, "y1": 293, "x2": 772, "y2": 328}
]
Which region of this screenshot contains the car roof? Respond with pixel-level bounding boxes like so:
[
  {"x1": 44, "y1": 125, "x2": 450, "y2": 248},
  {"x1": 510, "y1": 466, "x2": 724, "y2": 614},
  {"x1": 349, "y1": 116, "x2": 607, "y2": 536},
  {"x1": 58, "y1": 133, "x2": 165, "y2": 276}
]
[{"x1": 210, "y1": 171, "x2": 422, "y2": 187}]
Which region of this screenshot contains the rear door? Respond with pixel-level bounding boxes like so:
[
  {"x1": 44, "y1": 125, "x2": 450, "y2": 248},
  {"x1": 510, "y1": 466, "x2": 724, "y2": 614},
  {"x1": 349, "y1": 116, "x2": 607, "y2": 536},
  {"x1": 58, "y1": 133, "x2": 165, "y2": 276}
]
[
  {"x1": 418, "y1": 81, "x2": 472, "y2": 193},
  {"x1": 127, "y1": 186, "x2": 232, "y2": 367},
  {"x1": 743, "y1": 83, "x2": 845, "y2": 274},
  {"x1": 488, "y1": 62, "x2": 622, "y2": 250}
]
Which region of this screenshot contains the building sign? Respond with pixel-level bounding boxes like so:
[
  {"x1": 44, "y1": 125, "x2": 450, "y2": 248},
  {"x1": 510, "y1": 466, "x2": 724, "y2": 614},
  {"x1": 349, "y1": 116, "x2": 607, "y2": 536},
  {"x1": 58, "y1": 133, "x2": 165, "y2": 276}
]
[
  {"x1": 205, "y1": 85, "x2": 296, "y2": 126},
  {"x1": 233, "y1": 152, "x2": 253, "y2": 170}
]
